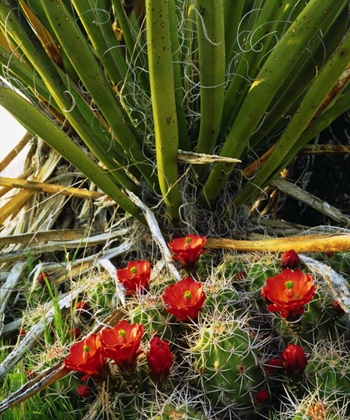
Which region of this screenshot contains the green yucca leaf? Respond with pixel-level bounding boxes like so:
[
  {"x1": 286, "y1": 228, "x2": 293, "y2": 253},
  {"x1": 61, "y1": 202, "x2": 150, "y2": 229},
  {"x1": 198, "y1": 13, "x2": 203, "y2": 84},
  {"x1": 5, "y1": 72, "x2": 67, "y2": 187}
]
[
  {"x1": 193, "y1": 0, "x2": 225, "y2": 178},
  {"x1": 0, "y1": 83, "x2": 146, "y2": 224},
  {"x1": 145, "y1": 0, "x2": 182, "y2": 219},
  {"x1": 40, "y1": 1, "x2": 159, "y2": 191},
  {"x1": 1, "y1": 0, "x2": 349, "y2": 224},
  {"x1": 233, "y1": 30, "x2": 350, "y2": 207},
  {"x1": 199, "y1": 0, "x2": 343, "y2": 206}
]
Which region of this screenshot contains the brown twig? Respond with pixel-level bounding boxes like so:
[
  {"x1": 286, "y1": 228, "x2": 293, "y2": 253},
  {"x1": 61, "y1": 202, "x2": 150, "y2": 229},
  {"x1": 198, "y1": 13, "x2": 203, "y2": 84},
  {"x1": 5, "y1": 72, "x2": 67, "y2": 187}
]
[
  {"x1": 206, "y1": 234, "x2": 350, "y2": 252},
  {"x1": 0, "y1": 177, "x2": 106, "y2": 200}
]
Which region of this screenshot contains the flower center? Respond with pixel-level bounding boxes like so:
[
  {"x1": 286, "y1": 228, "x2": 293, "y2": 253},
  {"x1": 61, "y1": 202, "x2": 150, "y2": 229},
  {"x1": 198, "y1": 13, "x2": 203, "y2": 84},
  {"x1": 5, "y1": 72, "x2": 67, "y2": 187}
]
[
  {"x1": 285, "y1": 281, "x2": 293, "y2": 290},
  {"x1": 130, "y1": 267, "x2": 137, "y2": 274},
  {"x1": 185, "y1": 237, "x2": 191, "y2": 244},
  {"x1": 184, "y1": 290, "x2": 192, "y2": 299},
  {"x1": 83, "y1": 345, "x2": 90, "y2": 353}
]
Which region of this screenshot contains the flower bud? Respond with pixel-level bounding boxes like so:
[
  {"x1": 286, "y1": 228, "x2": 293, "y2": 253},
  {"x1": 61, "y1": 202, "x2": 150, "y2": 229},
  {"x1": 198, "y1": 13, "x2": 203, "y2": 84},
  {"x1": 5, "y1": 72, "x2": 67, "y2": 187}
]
[
  {"x1": 282, "y1": 344, "x2": 308, "y2": 380},
  {"x1": 77, "y1": 384, "x2": 93, "y2": 398},
  {"x1": 147, "y1": 337, "x2": 174, "y2": 382},
  {"x1": 281, "y1": 249, "x2": 300, "y2": 269},
  {"x1": 26, "y1": 370, "x2": 36, "y2": 381},
  {"x1": 254, "y1": 389, "x2": 269, "y2": 404},
  {"x1": 68, "y1": 327, "x2": 82, "y2": 340},
  {"x1": 38, "y1": 272, "x2": 49, "y2": 287},
  {"x1": 264, "y1": 357, "x2": 283, "y2": 376}
]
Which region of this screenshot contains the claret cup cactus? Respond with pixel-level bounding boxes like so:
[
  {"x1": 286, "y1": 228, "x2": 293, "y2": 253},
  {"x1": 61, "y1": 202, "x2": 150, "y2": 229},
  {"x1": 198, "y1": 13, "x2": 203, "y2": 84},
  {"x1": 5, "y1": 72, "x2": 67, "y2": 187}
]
[
  {"x1": 190, "y1": 320, "x2": 266, "y2": 409},
  {"x1": 2, "y1": 238, "x2": 350, "y2": 419}
]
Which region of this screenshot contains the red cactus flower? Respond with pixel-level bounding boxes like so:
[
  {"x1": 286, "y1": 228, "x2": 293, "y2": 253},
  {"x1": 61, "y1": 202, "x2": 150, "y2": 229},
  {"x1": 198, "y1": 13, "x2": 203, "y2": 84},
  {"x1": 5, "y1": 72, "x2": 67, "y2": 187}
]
[
  {"x1": 100, "y1": 320, "x2": 144, "y2": 373},
  {"x1": 64, "y1": 334, "x2": 106, "y2": 380},
  {"x1": 168, "y1": 234, "x2": 206, "y2": 270},
  {"x1": 261, "y1": 269, "x2": 316, "y2": 319},
  {"x1": 147, "y1": 336, "x2": 174, "y2": 382},
  {"x1": 254, "y1": 389, "x2": 269, "y2": 404},
  {"x1": 162, "y1": 277, "x2": 206, "y2": 321},
  {"x1": 117, "y1": 260, "x2": 151, "y2": 295},
  {"x1": 282, "y1": 344, "x2": 308, "y2": 380},
  {"x1": 281, "y1": 249, "x2": 300, "y2": 269},
  {"x1": 77, "y1": 384, "x2": 93, "y2": 398}
]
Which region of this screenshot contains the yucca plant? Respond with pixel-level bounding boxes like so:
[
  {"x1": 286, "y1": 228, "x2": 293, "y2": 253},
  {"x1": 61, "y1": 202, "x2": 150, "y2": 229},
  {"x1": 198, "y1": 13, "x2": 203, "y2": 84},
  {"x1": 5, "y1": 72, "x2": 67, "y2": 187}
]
[{"x1": 0, "y1": 0, "x2": 349, "y2": 227}]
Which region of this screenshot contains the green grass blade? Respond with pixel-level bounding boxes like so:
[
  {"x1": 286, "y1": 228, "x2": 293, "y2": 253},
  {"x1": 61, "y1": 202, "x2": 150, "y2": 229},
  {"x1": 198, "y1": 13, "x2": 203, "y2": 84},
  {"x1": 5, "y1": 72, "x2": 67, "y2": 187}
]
[
  {"x1": 1, "y1": 3, "x2": 140, "y2": 192},
  {"x1": 72, "y1": 0, "x2": 131, "y2": 88},
  {"x1": 271, "y1": 90, "x2": 350, "y2": 181},
  {"x1": 220, "y1": 0, "x2": 304, "y2": 140}
]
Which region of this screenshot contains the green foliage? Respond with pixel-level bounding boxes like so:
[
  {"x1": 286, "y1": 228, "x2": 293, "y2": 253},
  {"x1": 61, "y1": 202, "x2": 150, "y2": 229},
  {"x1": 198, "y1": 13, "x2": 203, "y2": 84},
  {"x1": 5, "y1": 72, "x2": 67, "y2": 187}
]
[{"x1": 1, "y1": 1, "x2": 349, "y2": 222}]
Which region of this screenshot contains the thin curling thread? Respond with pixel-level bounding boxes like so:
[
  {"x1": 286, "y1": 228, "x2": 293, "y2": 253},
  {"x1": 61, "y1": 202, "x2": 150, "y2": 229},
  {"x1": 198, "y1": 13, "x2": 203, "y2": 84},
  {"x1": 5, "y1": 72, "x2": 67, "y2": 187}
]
[{"x1": 192, "y1": 6, "x2": 222, "y2": 47}]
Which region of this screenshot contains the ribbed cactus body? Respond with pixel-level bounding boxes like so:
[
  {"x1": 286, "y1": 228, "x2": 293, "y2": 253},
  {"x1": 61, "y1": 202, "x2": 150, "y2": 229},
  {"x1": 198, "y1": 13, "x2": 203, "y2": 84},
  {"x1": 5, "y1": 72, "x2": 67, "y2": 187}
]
[
  {"x1": 274, "y1": 293, "x2": 344, "y2": 347},
  {"x1": 192, "y1": 321, "x2": 265, "y2": 408},
  {"x1": 205, "y1": 286, "x2": 241, "y2": 315},
  {"x1": 149, "y1": 403, "x2": 208, "y2": 419},
  {"x1": 247, "y1": 259, "x2": 277, "y2": 293},
  {"x1": 316, "y1": 251, "x2": 350, "y2": 277},
  {"x1": 89, "y1": 279, "x2": 115, "y2": 309},
  {"x1": 305, "y1": 343, "x2": 350, "y2": 403},
  {"x1": 129, "y1": 302, "x2": 173, "y2": 340}
]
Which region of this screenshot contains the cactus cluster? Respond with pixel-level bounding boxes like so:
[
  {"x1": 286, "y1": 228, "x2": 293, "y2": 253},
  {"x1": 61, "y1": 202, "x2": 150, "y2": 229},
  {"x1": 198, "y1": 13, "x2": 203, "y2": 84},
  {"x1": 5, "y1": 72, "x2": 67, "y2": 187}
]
[{"x1": 3, "y1": 237, "x2": 350, "y2": 419}]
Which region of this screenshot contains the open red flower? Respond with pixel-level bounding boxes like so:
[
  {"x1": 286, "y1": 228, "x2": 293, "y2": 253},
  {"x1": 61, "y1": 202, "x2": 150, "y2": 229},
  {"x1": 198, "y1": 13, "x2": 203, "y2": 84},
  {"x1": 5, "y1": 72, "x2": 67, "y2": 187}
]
[
  {"x1": 281, "y1": 249, "x2": 300, "y2": 269},
  {"x1": 100, "y1": 320, "x2": 144, "y2": 373},
  {"x1": 117, "y1": 261, "x2": 151, "y2": 295},
  {"x1": 261, "y1": 269, "x2": 316, "y2": 318},
  {"x1": 162, "y1": 277, "x2": 206, "y2": 321},
  {"x1": 147, "y1": 336, "x2": 174, "y2": 382},
  {"x1": 64, "y1": 334, "x2": 106, "y2": 380},
  {"x1": 282, "y1": 344, "x2": 308, "y2": 380},
  {"x1": 168, "y1": 234, "x2": 206, "y2": 270}
]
